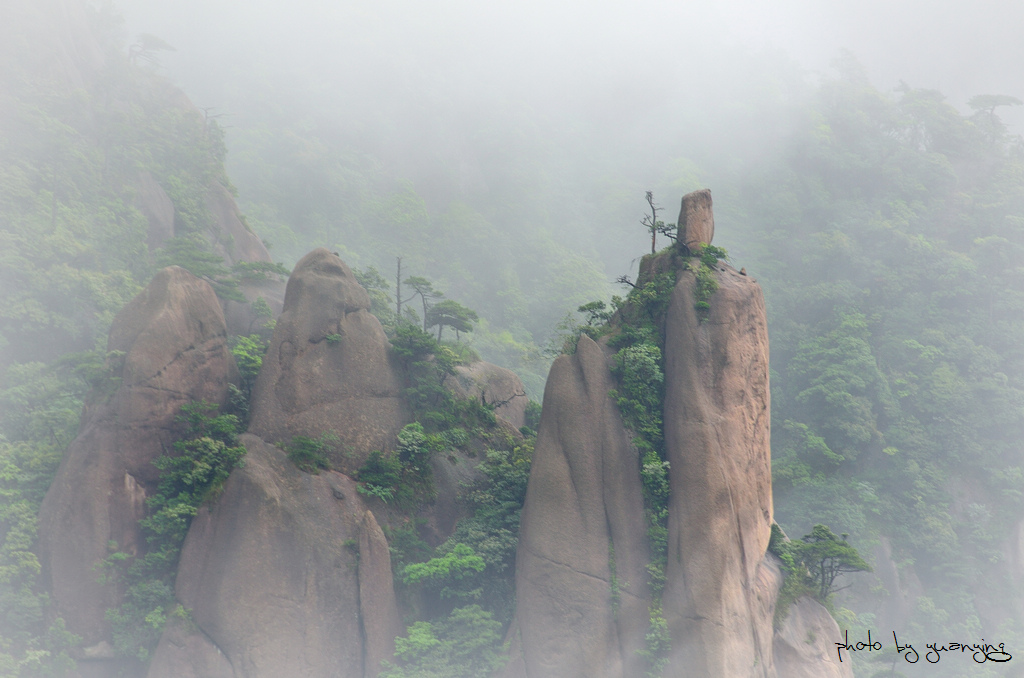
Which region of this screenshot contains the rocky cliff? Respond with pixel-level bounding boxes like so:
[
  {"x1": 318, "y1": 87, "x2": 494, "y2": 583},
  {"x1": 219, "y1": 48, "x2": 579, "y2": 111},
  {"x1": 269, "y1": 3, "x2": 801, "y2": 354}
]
[
  {"x1": 500, "y1": 190, "x2": 850, "y2": 678},
  {"x1": 37, "y1": 267, "x2": 236, "y2": 673},
  {"x1": 32, "y1": 194, "x2": 853, "y2": 678}
]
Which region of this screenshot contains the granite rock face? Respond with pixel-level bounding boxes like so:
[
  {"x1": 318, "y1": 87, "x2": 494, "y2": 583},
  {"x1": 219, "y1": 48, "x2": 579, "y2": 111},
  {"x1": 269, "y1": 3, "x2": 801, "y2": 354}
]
[
  {"x1": 247, "y1": 248, "x2": 409, "y2": 472},
  {"x1": 36, "y1": 267, "x2": 234, "y2": 653},
  {"x1": 447, "y1": 360, "x2": 529, "y2": 429},
  {"x1": 501, "y1": 334, "x2": 651, "y2": 678},
  {"x1": 146, "y1": 434, "x2": 402, "y2": 678},
  {"x1": 135, "y1": 171, "x2": 176, "y2": 253},
  {"x1": 677, "y1": 188, "x2": 715, "y2": 251},
  {"x1": 660, "y1": 259, "x2": 775, "y2": 677},
  {"x1": 502, "y1": 194, "x2": 849, "y2": 677},
  {"x1": 774, "y1": 597, "x2": 855, "y2": 678},
  {"x1": 204, "y1": 181, "x2": 273, "y2": 267}
]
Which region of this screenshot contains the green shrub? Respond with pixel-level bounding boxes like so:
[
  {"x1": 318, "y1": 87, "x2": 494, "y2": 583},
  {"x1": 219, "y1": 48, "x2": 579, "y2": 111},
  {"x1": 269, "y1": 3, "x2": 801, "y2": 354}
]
[
  {"x1": 382, "y1": 605, "x2": 506, "y2": 678},
  {"x1": 286, "y1": 433, "x2": 337, "y2": 473},
  {"x1": 105, "y1": 401, "x2": 245, "y2": 663},
  {"x1": 357, "y1": 450, "x2": 403, "y2": 502}
]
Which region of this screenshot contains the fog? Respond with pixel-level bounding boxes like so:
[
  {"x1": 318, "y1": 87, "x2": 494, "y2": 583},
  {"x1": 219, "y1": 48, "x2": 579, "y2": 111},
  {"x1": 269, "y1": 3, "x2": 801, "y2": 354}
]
[
  {"x1": 111, "y1": 0, "x2": 1024, "y2": 279},
  {"x1": 6, "y1": 0, "x2": 1024, "y2": 674}
]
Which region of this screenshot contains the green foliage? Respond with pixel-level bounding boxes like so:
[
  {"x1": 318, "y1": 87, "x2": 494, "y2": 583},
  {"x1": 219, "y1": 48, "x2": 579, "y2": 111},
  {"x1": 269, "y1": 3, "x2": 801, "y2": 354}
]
[
  {"x1": 611, "y1": 343, "x2": 664, "y2": 458},
  {"x1": 768, "y1": 523, "x2": 814, "y2": 627},
  {"x1": 229, "y1": 260, "x2": 289, "y2": 282},
  {"x1": 381, "y1": 605, "x2": 506, "y2": 678},
  {"x1": 404, "y1": 276, "x2": 445, "y2": 333},
  {"x1": 545, "y1": 299, "x2": 617, "y2": 356},
  {"x1": 403, "y1": 543, "x2": 486, "y2": 599},
  {"x1": 769, "y1": 523, "x2": 871, "y2": 624},
  {"x1": 441, "y1": 441, "x2": 533, "y2": 622},
  {"x1": 426, "y1": 300, "x2": 479, "y2": 342},
  {"x1": 389, "y1": 325, "x2": 491, "y2": 432},
  {"x1": 229, "y1": 333, "x2": 268, "y2": 400},
  {"x1": 155, "y1": 235, "x2": 245, "y2": 302},
  {"x1": 637, "y1": 606, "x2": 671, "y2": 678},
  {"x1": 286, "y1": 432, "x2": 338, "y2": 473},
  {"x1": 682, "y1": 245, "x2": 728, "y2": 316},
  {"x1": 356, "y1": 424, "x2": 436, "y2": 507},
  {"x1": 0, "y1": 360, "x2": 93, "y2": 673},
  {"x1": 522, "y1": 400, "x2": 542, "y2": 436},
  {"x1": 353, "y1": 265, "x2": 399, "y2": 332},
  {"x1": 357, "y1": 451, "x2": 401, "y2": 503},
  {"x1": 104, "y1": 401, "x2": 245, "y2": 664}
]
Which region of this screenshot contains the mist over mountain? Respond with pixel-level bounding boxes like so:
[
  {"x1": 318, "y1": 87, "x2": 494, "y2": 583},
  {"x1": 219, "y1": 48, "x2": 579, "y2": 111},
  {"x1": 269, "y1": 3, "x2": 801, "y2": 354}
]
[{"x1": 4, "y1": 1, "x2": 1024, "y2": 677}]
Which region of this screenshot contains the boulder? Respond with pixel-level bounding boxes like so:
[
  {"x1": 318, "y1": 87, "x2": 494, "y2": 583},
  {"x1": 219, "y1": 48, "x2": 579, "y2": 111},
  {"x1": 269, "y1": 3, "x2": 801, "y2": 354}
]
[
  {"x1": 501, "y1": 334, "x2": 650, "y2": 678},
  {"x1": 447, "y1": 361, "x2": 528, "y2": 429},
  {"x1": 247, "y1": 249, "x2": 409, "y2": 472},
  {"x1": 774, "y1": 597, "x2": 854, "y2": 678},
  {"x1": 147, "y1": 434, "x2": 403, "y2": 678},
  {"x1": 677, "y1": 188, "x2": 715, "y2": 250},
  {"x1": 146, "y1": 617, "x2": 234, "y2": 678},
  {"x1": 661, "y1": 260, "x2": 774, "y2": 677},
  {"x1": 37, "y1": 267, "x2": 234, "y2": 650}
]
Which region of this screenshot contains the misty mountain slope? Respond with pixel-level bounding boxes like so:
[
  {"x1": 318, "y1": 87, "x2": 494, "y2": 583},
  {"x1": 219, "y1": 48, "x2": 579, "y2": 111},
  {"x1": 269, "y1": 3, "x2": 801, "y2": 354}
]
[
  {"x1": 0, "y1": 0, "x2": 277, "y2": 371},
  {"x1": 729, "y1": 61, "x2": 1024, "y2": 676}
]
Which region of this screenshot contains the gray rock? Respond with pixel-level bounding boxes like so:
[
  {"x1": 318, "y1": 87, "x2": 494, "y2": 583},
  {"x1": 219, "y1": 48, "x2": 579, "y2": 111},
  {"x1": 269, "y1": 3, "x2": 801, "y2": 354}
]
[
  {"x1": 774, "y1": 597, "x2": 854, "y2": 678},
  {"x1": 661, "y1": 261, "x2": 774, "y2": 677},
  {"x1": 204, "y1": 181, "x2": 273, "y2": 267},
  {"x1": 447, "y1": 361, "x2": 528, "y2": 429},
  {"x1": 147, "y1": 434, "x2": 402, "y2": 678},
  {"x1": 134, "y1": 171, "x2": 175, "y2": 253}
]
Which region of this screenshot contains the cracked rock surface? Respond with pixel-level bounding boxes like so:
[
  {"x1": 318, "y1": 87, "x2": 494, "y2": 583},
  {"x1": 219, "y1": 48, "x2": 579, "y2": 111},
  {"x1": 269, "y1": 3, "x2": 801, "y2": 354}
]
[{"x1": 37, "y1": 267, "x2": 235, "y2": 659}]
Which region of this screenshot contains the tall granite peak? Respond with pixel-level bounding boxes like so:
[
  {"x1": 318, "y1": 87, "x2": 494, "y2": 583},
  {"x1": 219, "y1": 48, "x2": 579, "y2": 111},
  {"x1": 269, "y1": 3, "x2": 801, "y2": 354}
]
[
  {"x1": 37, "y1": 267, "x2": 235, "y2": 663},
  {"x1": 247, "y1": 248, "x2": 408, "y2": 471},
  {"x1": 502, "y1": 333, "x2": 651, "y2": 678},
  {"x1": 660, "y1": 244, "x2": 775, "y2": 675},
  {"x1": 502, "y1": 193, "x2": 850, "y2": 678}
]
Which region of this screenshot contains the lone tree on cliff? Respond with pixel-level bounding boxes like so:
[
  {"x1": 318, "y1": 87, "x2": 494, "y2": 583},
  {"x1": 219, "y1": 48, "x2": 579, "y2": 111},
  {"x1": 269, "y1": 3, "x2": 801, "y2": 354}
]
[
  {"x1": 796, "y1": 524, "x2": 871, "y2": 601},
  {"x1": 403, "y1": 276, "x2": 444, "y2": 333},
  {"x1": 642, "y1": 191, "x2": 661, "y2": 255},
  {"x1": 641, "y1": 191, "x2": 676, "y2": 254},
  {"x1": 426, "y1": 300, "x2": 478, "y2": 341}
]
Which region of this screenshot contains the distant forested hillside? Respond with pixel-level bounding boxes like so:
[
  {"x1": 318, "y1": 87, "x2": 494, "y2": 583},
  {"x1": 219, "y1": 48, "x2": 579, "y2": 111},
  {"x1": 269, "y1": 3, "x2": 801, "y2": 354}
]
[{"x1": 734, "y1": 59, "x2": 1024, "y2": 675}]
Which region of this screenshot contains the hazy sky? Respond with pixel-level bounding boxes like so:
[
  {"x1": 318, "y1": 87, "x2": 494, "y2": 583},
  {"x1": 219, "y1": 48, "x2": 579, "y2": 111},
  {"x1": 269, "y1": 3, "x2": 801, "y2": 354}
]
[{"x1": 117, "y1": 0, "x2": 1024, "y2": 126}]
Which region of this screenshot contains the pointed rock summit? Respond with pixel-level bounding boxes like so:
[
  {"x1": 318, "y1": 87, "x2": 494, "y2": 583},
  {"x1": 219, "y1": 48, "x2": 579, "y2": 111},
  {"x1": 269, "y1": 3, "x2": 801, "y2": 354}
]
[
  {"x1": 147, "y1": 435, "x2": 402, "y2": 678},
  {"x1": 502, "y1": 334, "x2": 651, "y2": 677},
  {"x1": 247, "y1": 248, "x2": 408, "y2": 471},
  {"x1": 501, "y1": 191, "x2": 850, "y2": 678}
]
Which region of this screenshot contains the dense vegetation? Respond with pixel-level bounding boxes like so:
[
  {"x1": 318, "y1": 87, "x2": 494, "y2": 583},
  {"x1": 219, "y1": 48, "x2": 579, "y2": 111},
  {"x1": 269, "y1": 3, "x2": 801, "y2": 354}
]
[
  {"x1": 103, "y1": 402, "x2": 245, "y2": 664},
  {"x1": 730, "y1": 59, "x2": 1024, "y2": 676}
]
